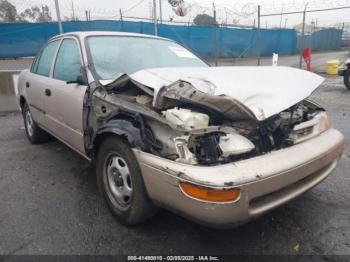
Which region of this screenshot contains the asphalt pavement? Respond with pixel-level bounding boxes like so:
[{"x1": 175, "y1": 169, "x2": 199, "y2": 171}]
[{"x1": 0, "y1": 75, "x2": 349, "y2": 256}]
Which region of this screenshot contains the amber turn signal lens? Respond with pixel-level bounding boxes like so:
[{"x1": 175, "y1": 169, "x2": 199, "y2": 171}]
[{"x1": 180, "y1": 182, "x2": 240, "y2": 202}]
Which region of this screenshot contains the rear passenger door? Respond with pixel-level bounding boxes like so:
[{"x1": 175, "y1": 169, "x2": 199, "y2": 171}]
[
  {"x1": 26, "y1": 40, "x2": 60, "y2": 126},
  {"x1": 44, "y1": 37, "x2": 87, "y2": 154}
]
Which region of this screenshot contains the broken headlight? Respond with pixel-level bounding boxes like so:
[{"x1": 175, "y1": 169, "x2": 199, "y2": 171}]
[
  {"x1": 219, "y1": 133, "x2": 255, "y2": 157},
  {"x1": 290, "y1": 111, "x2": 332, "y2": 144},
  {"x1": 174, "y1": 132, "x2": 255, "y2": 165},
  {"x1": 317, "y1": 112, "x2": 332, "y2": 132}
]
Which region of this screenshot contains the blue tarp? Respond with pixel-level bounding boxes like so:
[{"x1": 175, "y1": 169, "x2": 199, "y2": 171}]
[
  {"x1": 297, "y1": 28, "x2": 343, "y2": 52},
  {"x1": 0, "y1": 20, "x2": 341, "y2": 59}
]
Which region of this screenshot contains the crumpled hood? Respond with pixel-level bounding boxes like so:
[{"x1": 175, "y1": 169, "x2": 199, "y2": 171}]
[{"x1": 114, "y1": 66, "x2": 324, "y2": 121}]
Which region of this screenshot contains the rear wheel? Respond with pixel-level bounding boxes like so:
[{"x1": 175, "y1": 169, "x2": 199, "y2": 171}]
[
  {"x1": 96, "y1": 136, "x2": 157, "y2": 225},
  {"x1": 344, "y1": 68, "x2": 350, "y2": 90},
  {"x1": 22, "y1": 103, "x2": 50, "y2": 144}
]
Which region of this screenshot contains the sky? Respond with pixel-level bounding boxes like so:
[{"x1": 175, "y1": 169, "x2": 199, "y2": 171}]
[{"x1": 9, "y1": 0, "x2": 350, "y2": 28}]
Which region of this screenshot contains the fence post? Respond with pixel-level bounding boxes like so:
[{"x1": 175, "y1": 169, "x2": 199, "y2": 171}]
[
  {"x1": 153, "y1": 0, "x2": 158, "y2": 36},
  {"x1": 299, "y1": 3, "x2": 309, "y2": 69},
  {"x1": 159, "y1": 0, "x2": 163, "y2": 24},
  {"x1": 279, "y1": 8, "x2": 283, "y2": 28},
  {"x1": 54, "y1": 0, "x2": 63, "y2": 34},
  {"x1": 213, "y1": 2, "x2": 218, "y2": 66},
  {"x1": 257, "y1": 5, "x2": 261, "y2": 66}
]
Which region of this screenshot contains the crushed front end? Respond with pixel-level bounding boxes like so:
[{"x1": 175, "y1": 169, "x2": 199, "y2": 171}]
[{"x1": 85, "y1": 67, "x2": 344, "y2": 227}]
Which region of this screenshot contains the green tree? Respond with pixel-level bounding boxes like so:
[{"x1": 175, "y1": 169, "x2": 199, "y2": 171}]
[
  {"x1": 0, "y1": 0, "x2": 53, "y2": 23},
  {"x1": 19, "y1": 5, "x2": 52, "y2": 22},
  {"x1": 193, "y1": 14, "x2": 217, "y2": 26},
  {"x1": 0, "y1": 0, "x2": 19, "y2": 22}
]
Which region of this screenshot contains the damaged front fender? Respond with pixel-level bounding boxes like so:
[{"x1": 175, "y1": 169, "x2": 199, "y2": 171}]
[{"x1": 94, "y1": 119, "x2": 148, "y2": 151}]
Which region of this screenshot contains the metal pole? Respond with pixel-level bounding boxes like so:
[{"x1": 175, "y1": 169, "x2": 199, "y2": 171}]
[
  {"x1": 41, "y1": 5, "x2": 45, "y2": 21},
  {"x1": 71, "y1": 1, "x2": 75, "y2": 21},
  {"x1": 119, "y1": 8, "x2": 123, "y2": 21},
  {"x1": 213, "y1": 2, "x2": 218, "y2": 66},
  {"x1": 279, "y1": 8, "x2": 283, "y2": 28},
  {"x1": 347, "y1": 25, "x2": 350, "y2": 55},
  {"x1": 54, "y1": 0, "x2": 63, "y2": 34},
  {"x1": 299, "y1": 3, "x2": 308, "y2": 69},
  {"x1": 257, "y1": 5, "x2": 261, "y2": 66},
  {"x1": 153, "y1": 0, "x2": 158, "y2": 35},
  {"x1": 159, "y1": 0, "x2": 162, "y2": 24},
  {"x1": 213, "y1": 2, "x2": 217, "y2": 23}
]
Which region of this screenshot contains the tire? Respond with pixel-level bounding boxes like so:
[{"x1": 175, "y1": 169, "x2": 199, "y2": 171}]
[
  {"x1": 22, "y1": 103, "x2": 51, "y2": 144},
  {"x1": 96, "y1": 136, "x2": 157, "y2": 225},
  {"x1": 344, "y1": 68, "x2": 350, "y2": 90}
]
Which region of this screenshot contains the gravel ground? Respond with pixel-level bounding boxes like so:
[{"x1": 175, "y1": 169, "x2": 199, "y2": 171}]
[{"x1": 0, "y1": 75, "x2": 349, "y2": 256}]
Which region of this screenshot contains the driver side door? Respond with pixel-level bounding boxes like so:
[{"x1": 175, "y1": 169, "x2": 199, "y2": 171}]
[{"x1": 44, "y1": 37, "x2": 87, "y2": 155}]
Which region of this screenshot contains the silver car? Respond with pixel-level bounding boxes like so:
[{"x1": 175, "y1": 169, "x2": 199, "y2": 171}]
[{"x1": 17, "y1": 31, "x2": 345, "y2": 227}]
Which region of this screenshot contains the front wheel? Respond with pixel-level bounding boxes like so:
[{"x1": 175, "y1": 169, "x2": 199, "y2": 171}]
[
  {"x1": 344, "y1": 68, "x2": 350, "y2": 90},
  {"x1": 96, "y1": 136, "x2": 157, "y2": 225}
]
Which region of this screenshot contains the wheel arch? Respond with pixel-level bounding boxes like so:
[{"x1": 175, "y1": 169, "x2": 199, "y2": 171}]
[
  {"x1": 19, "y1": 96, "x2": 27, "y2": 110},
  {"x1": 93, "y1": 131, "x2": 127, "y2": 159},
  {"x1": 92, "y1": 119, "x2": 147, "y2": 161}
]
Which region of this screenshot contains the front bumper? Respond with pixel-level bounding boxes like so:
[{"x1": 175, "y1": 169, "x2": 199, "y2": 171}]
[{"x1": 133, "y1": 128, "x2": 345, "y2": 227}]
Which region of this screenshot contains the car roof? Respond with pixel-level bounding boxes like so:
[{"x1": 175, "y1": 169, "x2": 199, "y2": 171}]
[{"x1": 50, "y1": 31, "x2": 170, "y2": 42}]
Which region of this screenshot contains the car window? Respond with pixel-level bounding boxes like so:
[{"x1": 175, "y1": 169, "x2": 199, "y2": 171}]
[
  {"x1": 35, "y1": 40, "x2": 60, "y2": 77},
  {"x1": 54, "y1": 39, "x2": 81, "y2": 82},
  {"x1": 87, "y1": 36, "x2": 207, "y2": 80}
]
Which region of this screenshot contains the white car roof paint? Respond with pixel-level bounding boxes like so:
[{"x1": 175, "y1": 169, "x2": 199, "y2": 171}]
[
  {"x1": 128, "y1": 66, "x2": 324, "y2": 121},
  {"x1": 50, "y1": 31, "x2": 169, "y2": 42}
]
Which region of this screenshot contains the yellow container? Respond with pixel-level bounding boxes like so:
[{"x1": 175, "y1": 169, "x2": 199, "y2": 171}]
[{"x1": 327, "y1": 60, "x2": 340, "y2": 75}]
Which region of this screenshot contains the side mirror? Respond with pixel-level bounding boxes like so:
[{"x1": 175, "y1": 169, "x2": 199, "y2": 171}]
[{"x1": 66, "y1": 67, "x2": 88, "y2": 85}]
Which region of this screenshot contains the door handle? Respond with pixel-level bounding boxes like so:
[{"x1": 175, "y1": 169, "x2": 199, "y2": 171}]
[
  {"x1": 45, "y1": 88, "x2": 52, "y2": 96},
  {"x1": 25, "y1": 82, "x2": 30, "y2": 88}
]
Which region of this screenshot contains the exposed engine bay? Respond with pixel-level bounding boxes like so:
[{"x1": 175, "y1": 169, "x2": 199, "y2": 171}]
[
  {"x1": 160, "y1": 100, "x2": 326, "y2": 165},
  {"x1": 87, "y1": 70, "x2": 328, "y2": 166}
]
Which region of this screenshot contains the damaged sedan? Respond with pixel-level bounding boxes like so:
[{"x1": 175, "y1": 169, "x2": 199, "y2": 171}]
[{"x1": 17, "y1": 32, "x2": 345, "y2": 227}]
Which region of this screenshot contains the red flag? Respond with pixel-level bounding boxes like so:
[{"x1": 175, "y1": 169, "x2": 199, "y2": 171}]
[{"x1": 302, "y1": 48, "x2": 312, "y2": 71}]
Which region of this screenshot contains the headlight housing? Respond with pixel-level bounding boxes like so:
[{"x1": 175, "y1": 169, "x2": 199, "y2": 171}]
[
  {"x1": 218, "y1": 133, "x2": 255, "y2": 157},
  {"x1": 316, "y1": 111, "x2": 332, "y2": 133},
  {"x1": 174, "y1": 132, "x2": 255, "y2": 165},
  {"x1": 290, "y1": 111, "x2": 332, "y2": 144}
]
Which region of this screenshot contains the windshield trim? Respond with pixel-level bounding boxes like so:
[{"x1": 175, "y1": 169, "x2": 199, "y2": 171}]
[{"x1": 84, "y1": 35, "x2": 208, "y2": 81}]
